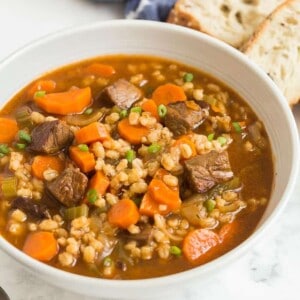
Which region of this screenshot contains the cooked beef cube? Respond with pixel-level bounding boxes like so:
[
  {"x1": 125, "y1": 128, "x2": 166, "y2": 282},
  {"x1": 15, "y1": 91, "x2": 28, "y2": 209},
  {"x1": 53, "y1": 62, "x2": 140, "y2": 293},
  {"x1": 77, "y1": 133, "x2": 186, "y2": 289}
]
[
  {"x1": 28, "y1": 120, "x2": 74, "y2": 154},
  {"x1": 11, "y1": 197, "x2": 50, "y2": 220},
  {"x1": 164, "y1": 100, "x2": 208, "y2": 137},
  {"x1": 101, "y1": 78, "x2": 142, "y2": 109},
  {"x1": 184, "y1": 151, "x2": 233, "y2": 193},
  {"x1": 46, "y1": 168, "x2": 88, "y2": 207}
]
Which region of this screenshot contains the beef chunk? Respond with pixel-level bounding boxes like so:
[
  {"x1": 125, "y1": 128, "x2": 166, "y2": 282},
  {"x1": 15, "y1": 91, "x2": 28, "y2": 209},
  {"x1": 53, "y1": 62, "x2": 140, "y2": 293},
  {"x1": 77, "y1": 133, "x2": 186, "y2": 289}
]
[
  {"x1": 46, "y1": 168, "x2": 88, "y2": 207},
  {"x1": 28, "y1": 120, "x2": 73, "y2": 154},
  {"x1": 184, "y1": 151, "x2": 233, "y2": 193},
  {"x1": 11, "y1": 197, "x2": 50, "y2": 220},
  {"x1": 101, "y1": 78, "x2": 142, "y2": 109},
  {"x1": 165, "y1": 100, "x2": 208, "y2": 137}
]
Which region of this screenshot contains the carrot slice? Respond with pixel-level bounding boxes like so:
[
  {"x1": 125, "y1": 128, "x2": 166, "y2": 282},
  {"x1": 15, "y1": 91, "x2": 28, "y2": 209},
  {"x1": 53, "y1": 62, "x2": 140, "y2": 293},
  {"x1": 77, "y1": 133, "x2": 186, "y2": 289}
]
[
  {"x1": 219, "y1": 221, "x2": 239, "y2": 243},
  {"x1": 27, "y1": 80, "x2": 56, "y2": 98},
  {"x1": 23, "y1": 231, "x2": 58, "y2": 262},
  {"x1": 139, "y1": 192, "x2": 173, "y2": 216},
  {"x1": 141, "y1": 99, "x2": 159, "y2": 120},
  {"x1": 117, "y1": 118, "x2": 149, "y2": 145},
  {"x1": 69, "y1": 146, "x2": 95, "y2": 173},
  {"x1": 174, "y1": 135, "x2": 197, "y2": 158},
  {"x1": 108, "y1": 198, "x2": 140, "y2": 229},
  {"x1": 0, "y1": 118, "x2": 18, "y2": 143},
  {"x1": 75, "y1": 122, "x2": 110, "y2": 145},
  {"x1": 89, "y1": 171, "x2": 110, "y2": 196},
  {"x1": 152, "y1": 83, "x2": 187, "y2": 106},
  {"x1": 148, "y1": 178, "x2": 181, "y2": 211},
  {"x1": 84, "y1": 63, "x2": 116, "y2": 78},
  {"x1": 182, "y1": 229, "x2": 220, "y2": 263},
  {"x1": 31, "y1": 155, "x2": 64, "y2": 180},
  {"x1": 34, "y1": 87, "x2": 92, "y2": 115}
]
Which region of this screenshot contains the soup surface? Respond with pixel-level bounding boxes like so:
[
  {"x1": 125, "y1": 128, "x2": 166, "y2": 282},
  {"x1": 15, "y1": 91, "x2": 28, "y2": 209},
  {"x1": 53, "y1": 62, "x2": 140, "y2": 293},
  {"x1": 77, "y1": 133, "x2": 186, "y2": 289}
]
[{"x1": 0, "y1": 55, "x2": 273, "y2": 279}]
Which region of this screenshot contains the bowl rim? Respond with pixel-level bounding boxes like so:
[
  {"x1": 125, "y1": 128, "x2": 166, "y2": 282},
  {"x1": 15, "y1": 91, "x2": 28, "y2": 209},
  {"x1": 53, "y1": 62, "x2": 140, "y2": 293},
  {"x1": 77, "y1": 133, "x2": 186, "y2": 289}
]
[{"x1": 0, "y1": 19, "x2": 299, "y2": 290}]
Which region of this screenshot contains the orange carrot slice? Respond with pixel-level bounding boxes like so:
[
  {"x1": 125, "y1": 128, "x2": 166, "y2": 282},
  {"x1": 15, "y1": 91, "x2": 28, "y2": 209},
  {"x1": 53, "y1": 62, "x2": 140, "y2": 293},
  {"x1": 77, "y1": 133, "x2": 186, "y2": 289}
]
[
  {"x1": 0, "y1": 118, "x2": 18, "y2": 143},
  {"x1": 27, "y1": 80, "x2": 56, "y2": 98},
  {"x1": 117, "y1": 118, "x2": 149, "y2": 145},
  {"x1": 75, "y1": 122, "x2": 110, "y2": 145},
  {"x1": 69, "y1": 146, "x2": 95, "y2": 173},
  {"x1": 31, "y1": 155, "x2": 64, "y2": 180},
  {"x1": 182, "y1": 229, "x2": 220, "y2": 263},
  {"x1": 23, "y1": 231, "x2": 58, "y2": 262},
  {"x1": 108, "y1": 199, "x2": 140, "y2": 229},
  {"x1": 152, "y1": 83, "x2": 187, "y2": 106},
  {"x1": 34, "y1": 87, "x2": 91, "y2": 115}
]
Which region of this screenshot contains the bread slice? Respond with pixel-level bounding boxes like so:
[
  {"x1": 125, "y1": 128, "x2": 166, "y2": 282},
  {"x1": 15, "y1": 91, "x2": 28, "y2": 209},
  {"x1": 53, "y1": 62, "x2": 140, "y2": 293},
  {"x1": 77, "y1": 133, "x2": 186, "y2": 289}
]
[
  {"x1": 242, "y1": 0, "x2": 300, "y2": 105},
  {"x1": 167, "y1": 0, "x2": 285, "y2": 48}
]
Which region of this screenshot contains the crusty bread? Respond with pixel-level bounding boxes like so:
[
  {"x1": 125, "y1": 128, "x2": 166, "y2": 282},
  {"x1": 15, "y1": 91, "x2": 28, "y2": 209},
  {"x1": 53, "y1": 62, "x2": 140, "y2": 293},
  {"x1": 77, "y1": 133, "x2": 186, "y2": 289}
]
[
  {"x1": 242, "y1": 0, "x2": 300, "y2": 105},
  {"x1": 167, "y1": 0, "x2": 285, "y2": 48}
]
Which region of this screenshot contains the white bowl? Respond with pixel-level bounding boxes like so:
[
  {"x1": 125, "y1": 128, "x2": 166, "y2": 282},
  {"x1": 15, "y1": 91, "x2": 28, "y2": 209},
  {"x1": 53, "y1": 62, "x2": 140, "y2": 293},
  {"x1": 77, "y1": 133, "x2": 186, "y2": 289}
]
[{"x1": 0, "y1": 20, "x2": 299, "y2": 299}]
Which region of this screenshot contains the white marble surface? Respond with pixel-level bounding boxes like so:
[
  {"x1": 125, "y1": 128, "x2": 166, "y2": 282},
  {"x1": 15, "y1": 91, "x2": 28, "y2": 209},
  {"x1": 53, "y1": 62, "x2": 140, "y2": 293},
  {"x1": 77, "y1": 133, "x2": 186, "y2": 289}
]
[{"x1": 0, "y1": 1, "x2": 300, "y2": 299}]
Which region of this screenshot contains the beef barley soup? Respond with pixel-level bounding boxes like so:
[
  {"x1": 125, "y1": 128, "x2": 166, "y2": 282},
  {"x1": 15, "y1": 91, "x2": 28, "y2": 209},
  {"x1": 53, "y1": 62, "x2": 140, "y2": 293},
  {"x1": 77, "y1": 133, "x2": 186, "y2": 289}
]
[{"x1": 0, "y1": 55, "x2": 273, "y2": 279}]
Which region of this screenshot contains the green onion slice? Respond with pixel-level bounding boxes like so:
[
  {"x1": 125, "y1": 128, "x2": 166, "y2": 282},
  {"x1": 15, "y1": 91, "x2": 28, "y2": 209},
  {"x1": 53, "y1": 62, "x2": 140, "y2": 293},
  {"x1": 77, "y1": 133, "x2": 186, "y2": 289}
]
[
  {"x1": 0, "y1": 144, "x2": 10, "y2": 155},
  {"x1": 217, "y1": 136, "x2": 227, "y2": 146},
  {"x1": 232, "y1": 122, "x2": 242, "y2": 133},
  {"x1": 84, "y1": 108, "x2": 93, "y2": 115},
  {"x1": 103, "y1": 257, "x2": 113, "y2": 267},
  {"x1": 207, "y1": 133, "x2": 215, "y2": 141},
  {"x1": 78, "y1": 144, "x2": 89, "y2": 152},
  {"x1": 148, "y1": 143, "x2": 161, "y2": 154},
  {"x1": 34, "y1": 90, "x2": 46, "y2": 98},
  {"x1": 204, "y1": 199, "x2": 216, "y2": 212},
  {"x1": 87, "y1": 188, "x2": 98, "y2": 204},
  {"x1": 18, "y1": 130, "x2": 31, "y2": 143},
  {"x1": 183, "y1": 73, "x2": 194, "y2": 82},
  {"x1": 125, "y1": 149, "x2": 136, "y2": 163},
  {"x1": 119, "y1": 109, "x2": 128, "y2": 119},
  {"x1": 16, "y1": 143, "x2": 26, "y2": 150},
  {"x1": 170, "y1": 245, "x2": 182, "y2": 256},
  {"x1": 130, "y1": 107, "x2": 142, "y2": 114},
  {"x1": 157, "y1": 104, "x2": 167, "y2": 118}
]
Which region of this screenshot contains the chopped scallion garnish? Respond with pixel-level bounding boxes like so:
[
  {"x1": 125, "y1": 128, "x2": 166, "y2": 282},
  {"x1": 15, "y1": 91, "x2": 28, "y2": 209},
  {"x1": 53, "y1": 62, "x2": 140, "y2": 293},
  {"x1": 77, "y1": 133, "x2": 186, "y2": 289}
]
[
  {"x1": 217, "y1": 136, "x2": 227, "y2": 146},
  {"x1": 78, "y1": 144, "x2": 89, "y2": 152},
  {"x1": 204, "y1": 199, "x2": 216, "y2": 212},
  {"x1": 84, "y1": 108, "x2": 93, "y2": 115},
  {"x1": 18, "y1": 130, "x2": 31, "y2": 143},
  {"x1": 125, "y1": 149, "x2": 136, "y2": 163},
  {"x1": 170, "y1": 245, "x2": 182, "y2": 256},
  {"x1": 87, "y1": 188, "x2": 98, "y2": 204},
  {"x1": 232, "y1": 122, "x2": 242, "y2": 133},
  {"x1": 183, "y1": 73, "x2": 194, "y2": 82},
  {"x1": 119, "y1": 109, "x2": 128, "y2": 119},
  {"x1": 207, "y1": 133, "x2": 215, "y2": 141},
  {"x1": 34, "y1": 90, "x2": 46, "y2": 98},
  {"x1": 16, "y1": 143, "x2": 26, "y2": 150},
  {"x1": 157, "y1": 104, "x2": 167, "y2": 118},
  {"x1": 148, "y1": 143, "x2": 161, "y2": 154},
  {"x1": 0, "y1": 144, "x2": 10, "y2": 155},
  {"x1": 103, "y1": 257, "x2": 112, "y2": 267},
  {"x1": 130, "y1": 106, "x2": 142, "y2": 114}
]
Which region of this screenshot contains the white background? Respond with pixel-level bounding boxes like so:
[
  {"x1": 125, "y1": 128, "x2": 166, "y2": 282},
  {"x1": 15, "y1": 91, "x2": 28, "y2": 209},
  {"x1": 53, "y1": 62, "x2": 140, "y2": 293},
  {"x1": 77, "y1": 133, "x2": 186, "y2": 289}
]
[{"x1": 0, "y1": 1, "x2": 300, "y2": 299}]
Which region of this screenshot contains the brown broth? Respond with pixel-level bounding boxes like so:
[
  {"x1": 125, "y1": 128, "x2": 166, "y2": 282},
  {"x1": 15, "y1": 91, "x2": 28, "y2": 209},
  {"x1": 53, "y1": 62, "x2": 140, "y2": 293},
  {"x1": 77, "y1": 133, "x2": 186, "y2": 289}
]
[{"x1": 0, "y1": 55, "x2": 273, "y2": 279}]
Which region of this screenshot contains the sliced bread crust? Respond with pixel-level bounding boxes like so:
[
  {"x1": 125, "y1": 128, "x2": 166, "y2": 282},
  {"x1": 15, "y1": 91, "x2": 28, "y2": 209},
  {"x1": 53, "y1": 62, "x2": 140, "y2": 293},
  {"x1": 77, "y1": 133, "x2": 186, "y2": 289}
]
[
  {"x1": 242, "y1": 0, "x2": 300, "y2": 105},
  {"x1": 167, "y1": 0, "x2": 285, "y2": 48}
]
